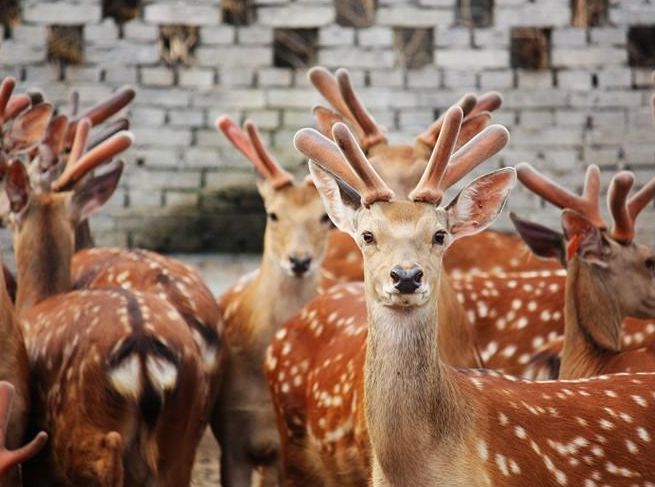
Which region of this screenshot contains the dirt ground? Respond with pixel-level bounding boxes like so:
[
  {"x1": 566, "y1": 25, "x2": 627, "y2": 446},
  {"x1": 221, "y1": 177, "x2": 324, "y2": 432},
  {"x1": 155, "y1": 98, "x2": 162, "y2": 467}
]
[{"x1": 191, "y1": 429, "x2": 222, "y2": 487}]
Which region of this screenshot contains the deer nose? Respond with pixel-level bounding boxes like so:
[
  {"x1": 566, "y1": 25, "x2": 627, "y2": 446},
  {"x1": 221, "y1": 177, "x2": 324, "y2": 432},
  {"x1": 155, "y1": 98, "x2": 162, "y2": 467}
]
[
  {"x1": 390, "y1": 265, "x2": 423, "y2": 294},
  {"x1": 289, "y1": 256, "x2": 312, "y2": 276}
]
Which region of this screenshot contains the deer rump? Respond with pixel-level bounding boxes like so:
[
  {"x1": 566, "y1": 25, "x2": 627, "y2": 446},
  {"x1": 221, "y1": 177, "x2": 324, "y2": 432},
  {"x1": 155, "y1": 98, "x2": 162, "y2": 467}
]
[{"x1": 21, "y1": 288, "x2": 204, "y2": 486}]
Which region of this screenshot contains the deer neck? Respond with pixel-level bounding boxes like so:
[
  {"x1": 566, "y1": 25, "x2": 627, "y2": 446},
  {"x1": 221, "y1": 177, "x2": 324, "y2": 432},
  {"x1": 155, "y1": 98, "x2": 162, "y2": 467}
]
[
  {"x1": 74, "y1": 221, "x2": 95, "y2": 251},
  {"x1": 15, "y1": 224, "x2": 74, "y2": 313},
  {"x1": 560, "y1": 259, "x2": 620, "y2": 379},
  {"x1": 364, "y1": 279, "x2": 467, "y2": 482},
  {"x1": 438, "y1": 273, "x2": 482, "y2": 368}
]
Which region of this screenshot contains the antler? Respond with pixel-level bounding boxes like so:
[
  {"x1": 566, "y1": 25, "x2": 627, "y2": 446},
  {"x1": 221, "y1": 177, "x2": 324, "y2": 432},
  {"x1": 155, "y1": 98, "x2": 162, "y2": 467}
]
[
  {"x1": 65, "y1": 86, "x2": 136, "y2": 148},
  {"x1": 51, "y1": 119, "x2": 133, "y2": 192},
  {"x1": 516, "y1": 163, "x2": 605, "y2": 229},
  {"x1": 216, "y1": 116, "x2": 294, "y2": 190},
  {"x1": 0, "y1": 78, "x2": 16, "y2": 126},
  {"x1": 607, "y1": 171, "x2": 655, "y2": 243},
  {"x1": 308, "y1": 67, "x2": 387, "y2": 150},
  {"x1": 0, "y1": 382, "x2": 47, "y2": 477},
  {"x1": 409, "y1": 106, "x2": 463, "y2": 204},
  {"x1": 294, "y1": 123, "x2": 394, "y2": 206}
]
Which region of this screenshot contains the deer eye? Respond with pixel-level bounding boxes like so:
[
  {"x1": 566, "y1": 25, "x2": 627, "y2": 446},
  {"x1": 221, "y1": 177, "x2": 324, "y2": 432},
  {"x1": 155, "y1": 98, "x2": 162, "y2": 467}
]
[
  {"x1": 320, "y1": 213, "x2": 332, "y2": 225},
  {"x1": 268, "y1": 212, "x2": 278, "y2": 222},
  {"x1": 433, "y1": 230, "x2": 447, "y2": 246},
  {"x1": 361, "y1": 231, "x2": 375, "y2": 245},
  {"x1": 646, "y1": 257, "x2": 655, "y2": 274}
]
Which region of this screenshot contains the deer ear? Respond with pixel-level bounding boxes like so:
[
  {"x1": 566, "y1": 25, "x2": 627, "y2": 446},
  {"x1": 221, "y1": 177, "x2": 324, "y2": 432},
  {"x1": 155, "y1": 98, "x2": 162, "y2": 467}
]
[
  {"x1": 510, "y1": 212, "x2": 565, "y2": 264},
  {"x1": 561, "y1": 209, "x2": 610, "y2": 267},
  {"x1": 5, "y1": 161, "x2": 31, "y2": 215},
  {"x1": 68, "y1": 161, "x2": 123, "y2": 223},
  {"x1": 446, "y1": 168, "x2": 516, "y2": 240},
  {"x1": 308, "y1": 160, "x2": 359, "y2": 236}
]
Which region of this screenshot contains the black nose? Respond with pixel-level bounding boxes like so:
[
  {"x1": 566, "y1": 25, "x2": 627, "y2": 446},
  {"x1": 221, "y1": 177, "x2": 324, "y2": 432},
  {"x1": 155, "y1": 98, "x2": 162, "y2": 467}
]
[
  {"x1": 290, "y1": 256, "x2": 312, "y2": 276},
  {"x1": 390, "y1": 265, "x2": 423, "y2": 294}
]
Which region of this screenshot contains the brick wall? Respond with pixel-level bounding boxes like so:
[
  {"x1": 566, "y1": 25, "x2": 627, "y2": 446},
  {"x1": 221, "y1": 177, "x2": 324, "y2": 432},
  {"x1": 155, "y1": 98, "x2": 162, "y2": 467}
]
[{"x1": 1, "y1": 0, "x2": 655, "y2": 253}]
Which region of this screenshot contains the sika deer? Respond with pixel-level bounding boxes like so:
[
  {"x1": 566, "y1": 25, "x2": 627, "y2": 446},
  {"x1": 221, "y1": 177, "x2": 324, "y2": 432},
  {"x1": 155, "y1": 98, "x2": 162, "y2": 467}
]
[
  {"x1": 510, "y1": 163, "x2": 655, "y2": 379},
  {"x1": 6, "y1": 146, "x2": 208, "y2": 486},
  {"x1": 308, "y1": 66, "x2": 558, "y2": 276},
  {"x1": 293, "y1": 110, "x2": 655, "y2": 487},
  {"x1": 266, "y1": 109, "x2": 510, "y2": 486},
  {"x1": 213, "y1": 116, "x2": 332, "y2": 486}
]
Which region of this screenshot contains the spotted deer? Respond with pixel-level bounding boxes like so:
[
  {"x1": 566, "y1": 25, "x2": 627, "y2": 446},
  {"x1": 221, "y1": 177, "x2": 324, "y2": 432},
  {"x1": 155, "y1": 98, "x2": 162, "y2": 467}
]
[
  {"x1": 509, "y1": 163, "x2": 655, "y2": 379},
  {"x1": 6, "y1": 136, "x2": 209, "y2": 486},
  {"x1": 0, "y1": 382, "x2": 47, "y2": 482},
  {"x1": 308, "y1": 66, "x2": 559, "y2": 276},
  {"x1": 213, "y1": 116, "x2": 333, "y2": 486},
  {"x1": 266, "y1": 108, "x2": 514, "y2": 485},
  {"x1": 289, "y1": 111, "x2": 655, "y2": 487}
]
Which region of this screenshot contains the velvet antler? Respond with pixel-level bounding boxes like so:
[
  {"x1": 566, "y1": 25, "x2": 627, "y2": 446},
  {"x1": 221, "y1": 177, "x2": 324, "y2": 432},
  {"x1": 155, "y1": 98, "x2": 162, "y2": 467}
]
[{"x1": 608, "y1": 172, "x2": 655, "y2": 243}]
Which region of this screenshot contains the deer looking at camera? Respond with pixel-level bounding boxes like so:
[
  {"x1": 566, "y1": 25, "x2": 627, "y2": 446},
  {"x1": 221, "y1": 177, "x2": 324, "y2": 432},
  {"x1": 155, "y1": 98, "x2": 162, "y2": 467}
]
[
  {"x1": 308, "y1": 66, "x2": 559, "y2": 277},
  {"x1": 6, "y1": 126, "x2": 208, "y2": 487},
  {"x1": 293, "y1": 109, "x2": 655, "y2": 487},
  {"x1": 266, "y1": 108, "x2": 513, "y2": 486},
  {"x1": 510, "y1": 163, "x2": 655, "y2": 379},
  {"x1": 212, "y1": 116, "x2": 334, "y2": 486}
]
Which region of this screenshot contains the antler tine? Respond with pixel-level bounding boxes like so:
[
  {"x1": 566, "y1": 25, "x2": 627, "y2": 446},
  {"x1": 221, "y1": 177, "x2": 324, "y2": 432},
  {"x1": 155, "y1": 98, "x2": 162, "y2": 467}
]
[
  {"x1": 335, "y1": 69, "x2": 387, "y2": 149},
  {"x1": 0, "y1": 77, "x2": 16, "y2": 125},
  {"x1": 627, "y1": 176, "x2": 655, "y2": 221},
  {"x1": 87, "y1": 118, "x2": 129, "y2": 150},
  {"x1": 607, "y1": 171, "x2": 636, "y2": 243},
  {"x1": 38, "y1": 114, "x2": 69, "y2": 171},
  {"x1": 442, "y1": 124, "x2": 510, "y2": 190},
  {"x1": 294, "y1": 127, "x2": 365, "y2": 195},
  {"x1": 416, "y1": 93, "x2": 478, "y2": 148},
  {"x1": 410, "y1": 106, "x2": 463, "y2": 204},
  {"x1": 51, "y1": 130, "x2": 133, "y2": 191},
  {"x1": 468, "y1": 91, "x2": 503, "y2": 117},
  {"x1": 4, "y1": 95, "x2": 31, "y2": 122},
  {"x1": 332, "y1": 122, "x2": 394, "y2": 205},
  {"x1": 216, "y1": 115, "x2": 262, "y2": 165},
  {"x1": 454, "y1": 112, "x2": 491, "y2": 151},
  {"x1": 308, "y1": 67, "x2": 359, "y2": 129},
  {"x1": 517, "y1": 163, "x2": 606, "y2": 229},
  {"x1": 67, "y1": 118, "x2": 91, "y2": 167},
  {"x1": 65, "y1": 86, "x2": 136, "y2": 146},
  {"x1": 313, "y1": 105, "x2": 346, "y2": 139},
  {"x1": 244, "y1": 120, "x2": 294, "y2": 189}
]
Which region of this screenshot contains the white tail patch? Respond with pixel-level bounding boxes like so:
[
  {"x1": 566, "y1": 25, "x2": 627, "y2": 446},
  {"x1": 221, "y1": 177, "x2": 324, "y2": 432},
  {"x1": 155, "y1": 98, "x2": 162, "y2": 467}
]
[
  {"x1": 191, "y1": 328, "x2": 218, "y2": 372},
  {"x1": 145, "y1": 355, "x2": 178, "y2": 394},
  {"x1": 109, "y1": 355, "x2": 143, "y2": 400}
]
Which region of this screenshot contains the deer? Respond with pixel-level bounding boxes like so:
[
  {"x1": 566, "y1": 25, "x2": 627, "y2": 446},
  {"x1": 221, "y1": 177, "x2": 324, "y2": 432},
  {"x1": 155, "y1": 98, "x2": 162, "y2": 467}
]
[
  {"x1": 212, "y1": 115, "x2": 335, "y2": 486},
  {"x1": 307, "y1": 66, "x2": 560, "y2": 277},
  {"x1": 290, "y1": 108, "x2": 655, "y2": 487},
  {"x1": 509, "y1": 163, "x2": 655, "y2": 379},
  {"x1": 0, "y1": 382, "x2": 47, "y2": 483},
  {"x1": 266, "y1": 108, "x2": 515, "y2": 486},
  {"x1": 5, "y1": 129, "x2": 210, "y2": 486}
]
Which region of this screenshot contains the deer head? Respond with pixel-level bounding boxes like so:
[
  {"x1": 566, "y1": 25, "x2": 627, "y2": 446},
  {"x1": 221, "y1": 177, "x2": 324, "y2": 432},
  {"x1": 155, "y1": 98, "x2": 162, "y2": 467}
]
[
  {"x1": 308, "y1": 67, "x2": 503, "y2": 198},
  {"x1": 511, "y1": 164, "x2": 655, "y2": 350},
  {"x1": 295, "y1": 106, "x2": 515, "y2": 309},
  {"x1": 217, "y1": 116, "x2": 332, "y2": 278}
]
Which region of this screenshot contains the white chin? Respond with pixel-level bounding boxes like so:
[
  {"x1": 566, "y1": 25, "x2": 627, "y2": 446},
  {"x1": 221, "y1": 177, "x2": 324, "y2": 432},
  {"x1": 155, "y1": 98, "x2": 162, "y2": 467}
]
[{"x1": 382, "y1": 291, "x2": 430, "y2": 308}]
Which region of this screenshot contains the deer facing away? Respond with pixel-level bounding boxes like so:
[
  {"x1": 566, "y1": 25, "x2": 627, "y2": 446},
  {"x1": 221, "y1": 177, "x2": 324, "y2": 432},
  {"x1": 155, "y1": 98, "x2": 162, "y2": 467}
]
[{"x1": 290, "y1": 108, "x2": 655, "y2": 486}]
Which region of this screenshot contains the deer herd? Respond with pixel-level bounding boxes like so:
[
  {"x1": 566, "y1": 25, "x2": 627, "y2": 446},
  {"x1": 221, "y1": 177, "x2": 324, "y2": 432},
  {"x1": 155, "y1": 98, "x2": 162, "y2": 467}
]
[{"x1": 0, "y1": 66, "x2": 653, "y2": 487}]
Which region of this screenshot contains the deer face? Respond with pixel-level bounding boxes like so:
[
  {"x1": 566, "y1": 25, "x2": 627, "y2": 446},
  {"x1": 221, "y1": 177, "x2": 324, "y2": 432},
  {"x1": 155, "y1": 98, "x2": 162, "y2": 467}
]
[{"x1": 258, "y1": 179, "x2": 331, "y2": 278}]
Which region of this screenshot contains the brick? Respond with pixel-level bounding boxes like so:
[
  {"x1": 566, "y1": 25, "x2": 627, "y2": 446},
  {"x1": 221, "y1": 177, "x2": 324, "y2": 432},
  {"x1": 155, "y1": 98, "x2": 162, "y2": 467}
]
[
  {"x1": 144, "y1": 4, "x2": 220, "y2": 25},
  {"x1": 435, "y1": 28, "x2": 470, "y2": 48},
  {"x1": 554, "y1": 109, "x2": 589, "y2": 128},
  {"x1": 25, "y1": 65, "x2": 61, "y2": 83},
  {"x1": 168, "y1": 109, "x2": 205, "y2": 127},
  {"x1": 141, "y1": 67, "x2": 175, "y2": 86},
  {"x1": 519, "y1": 110, "x2": 553, "y2": 129},
  {"x1": 267, "y1": 89, "x2": 320, "y2": 108},
  {"x1": 596, "y1": 67, "x2": 631, "y2": 89},
  {"x1": 473, "y1": 29, "x2": 509, "y2": 48},
  {"x1": 179, "y1": 68, "x2": 215, "y2": 87},
  {"x1": 377, "y1": 7, "x2": 452, "y2": 27},
  {"x1": 219, "y1": 68, "x2": 255, "y2": 87},
  {"x1": 556, "y1": 69, "x2": 591, "y2": 90},
  {"x1": 196, "y1": 46, "x2": 270, "y2": 67},
  {"x1": 369, "y1": 69, "x2": 405, "y2": 88},
  {"x1": 479, "y1": 70, "x2": 514, "y2": 90},
  {"x1": 436, "y1": 49, "x2": 509, "y2": 69},
  {"x1": 133, "y1": 147, "x2": 181, "y2": 167},
  {"x1": 165, "y1": 191, "x2": 198, "y2": 207},
  {"x1": 65, "y1": 66, "x2": 103, "y2": 83},
  {"x1": 589, "y1": 27, "x2": 626, "y2": 47},
  {"x1": 318, "y1": 48, "x2": 394, "y2": 68},
  {"x1": 86, "y1": 42, "x2": 159, "y2": 66},
  {"x1": 552, "y1": 48, "x2": 626, "y2": 67},
  {"x1": 192, "y1": 89, "x2": 265, "y2": 109},
  {"x1": 244, "y1": 110, "x2": 280, "y2": 129},
  {"x1": 358, "y1": 27, "x2": 393, "y2": 47},
  {"x1": 319, "y1": 25, "x2": 355, "y2": 46},
  {"x1": 200, "y1": 26, "x2": 236, "y2": 45},
  {"x1": 551, "y1": 28, "x2": 586, "y2": 48},
  {"x1": 283, "y1": 109, "x2": 313, "y2": 129},
  {"x1": 11, "y1": 25, "x2": 47, "y2": 46},
  {"x1": 123, "y1": 21, "x2": 158, "y2": 42},
  {"x1": 443, "y1": 70, "x2": 477, "y2": 89},
  {"x1": 24, "y1": 2, "x2": 101, "y2": 24},
  {"x1": 0, "y1": 41, "x2": 45, "y2": 65},
  {"x1": 138, "y1": 88, "x2": 192, "y2": 108},
  {"x1": 516, "y1": 70, "x2": 553, "y2": 89},
  {"x1": 238, "y1": 26, "x2": 273, "y2": 45},
  {"x1": 258, "y1": 68, "x2": 292, "y2": 87},
  {"x1": 130, "y1": 107, "x2": 167, "y2": 126},
  {"x1": 257, "y1": 6, "x2": 335, "y2": 27},
  {"x1": 633, "y1": 68, "x2": 654, "y2": 88},
  {"x1": 85, "y1": 20, "x2": 119, "y2": 43},
  {"x1": 103, "y1": 66, "x2": 138, "y2": 84},
  {"x1": 496, "y1": 3, "x2": 569, "y2": 27},
  {"x1": 131, "y1": 126, "x2": 191, "y2": 147},
  {"x1": 182, "y1": 147, "x2": 221, "y2": 167}
]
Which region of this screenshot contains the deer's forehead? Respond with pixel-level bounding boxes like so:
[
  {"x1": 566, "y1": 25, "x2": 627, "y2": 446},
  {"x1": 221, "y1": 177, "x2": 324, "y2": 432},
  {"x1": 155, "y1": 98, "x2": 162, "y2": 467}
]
[
  {"x1": 266, "y1": 183, "x2": 321, "y2": 213},
  {"x1": 357, "y1": 201, "x2": 447, "y2": 231}
]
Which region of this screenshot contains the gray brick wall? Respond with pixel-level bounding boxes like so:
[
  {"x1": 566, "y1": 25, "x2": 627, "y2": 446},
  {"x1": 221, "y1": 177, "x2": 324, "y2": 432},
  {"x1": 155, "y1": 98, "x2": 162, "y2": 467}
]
[{"x1": 1, "y1": 0, "x2": 655, "y2": 252}]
